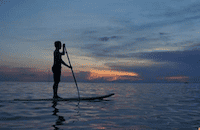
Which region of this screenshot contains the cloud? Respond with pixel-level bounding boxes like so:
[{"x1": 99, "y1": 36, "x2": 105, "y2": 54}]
[
  {"x1": 98, "y1": 37, "x2": 109, "y2": 41},
  {"x1": 63, "y1": 69, "x2": 141, "y2": 83},
  {"x1": 149, "y1": 2, "x2": 200, "y2": 18},
  {"x1": 0, "y1": 66, "x2": 141, "y2": 82},
  {"x1": 134, "y1": 49, "x2": 200, "y2": 65},
  {"x1": 1, "y1": 44, "x2": 200, "y2": 83},
  {"x1": 111, "y1": 8, "x2": 127, "y2": 13},
  {"x1": 157, "y1": 75, "x2": 189, "y2": 82},
  {"x1": 62, "y1": 71, "x2": 91, "y2": 82},
  {"x1": 83, "y1": 30, "x2": 97, "y2": 34},
  {"x1": 0, "y1": 66, "x2": 44, "y2": 81},
  {"x1": 2, "y1": 0, "x2": 200, "y2": 84},
  {"x1": 81, "y1": 33, "x2": 173, "y2": 60},
  {"x1": 103, "y1": 48, "x2": 200, "y2": 82},
  {"x1": 108, "y1": 2, "x2": 200, "y2": 37},
  {"x1": 76, "y1": 13, "x2": 198, "y2": 62},
  {"x1": 139, "y1": 2, "x2": 200, "y2": 34}
]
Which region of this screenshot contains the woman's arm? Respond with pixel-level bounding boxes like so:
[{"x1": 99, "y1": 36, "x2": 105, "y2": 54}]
[
  {"x1": 61, "y1": 60, "x2": 72, "y2": 69},
  {"x1": 61, "y1": 44, "x2": 65, "y2": 55}
]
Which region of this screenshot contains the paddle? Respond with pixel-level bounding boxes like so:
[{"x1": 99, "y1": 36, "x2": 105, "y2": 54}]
[{"x1": 64, "y1": 46, "x2": 80, "y2": 101}]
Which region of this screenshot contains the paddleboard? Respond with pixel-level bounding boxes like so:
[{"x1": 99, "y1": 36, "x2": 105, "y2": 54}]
[{"x1": 14, "y1": 93, "x2": 114, "y2": 101}]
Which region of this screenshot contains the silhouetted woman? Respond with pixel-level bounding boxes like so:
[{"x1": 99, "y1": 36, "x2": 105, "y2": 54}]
[{"x1": 52, "y1": 41, "x2": 72, "y2": 99}]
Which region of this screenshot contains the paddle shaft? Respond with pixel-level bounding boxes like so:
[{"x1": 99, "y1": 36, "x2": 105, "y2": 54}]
[{"x1": 64, "y1": 47, "x2": 80, "y2": 100}]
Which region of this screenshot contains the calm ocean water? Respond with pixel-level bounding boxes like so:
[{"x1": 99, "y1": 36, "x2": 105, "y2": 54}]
[{"x1": 0, "y1": 82, "x2": 200, "y2": 130}]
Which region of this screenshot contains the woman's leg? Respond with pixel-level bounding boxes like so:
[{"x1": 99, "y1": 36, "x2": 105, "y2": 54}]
[{"x1": 53, "y1": 82, "x2": 59, "y2": 97}]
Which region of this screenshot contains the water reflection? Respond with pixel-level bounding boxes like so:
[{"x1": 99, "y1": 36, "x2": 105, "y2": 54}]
[
  {"x1": 51, "y1": 101, "x2": 80, "y2": 130},
  {"x1": 52, "y1": 101, "x2": 65, "y2": 129}
]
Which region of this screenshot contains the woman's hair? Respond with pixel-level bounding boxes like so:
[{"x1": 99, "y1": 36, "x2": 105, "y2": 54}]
[{"x1": 54, "y1": 41, "x2": 61, "y2": 48}]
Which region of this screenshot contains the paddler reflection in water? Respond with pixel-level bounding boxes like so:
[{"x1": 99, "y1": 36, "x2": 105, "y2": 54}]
[{"x1": 52, "y1": 41, "x2": 72, "y2": 99}]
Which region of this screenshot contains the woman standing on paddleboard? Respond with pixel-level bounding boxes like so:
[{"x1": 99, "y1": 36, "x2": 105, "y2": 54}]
[{"x1": 52, "y1": 41, "x2": 72, "y2": 99}]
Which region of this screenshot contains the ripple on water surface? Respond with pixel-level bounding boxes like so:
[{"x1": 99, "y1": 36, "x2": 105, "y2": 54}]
[{"x1": 0, "y1": 82, "x2": 200, "y2": 129}]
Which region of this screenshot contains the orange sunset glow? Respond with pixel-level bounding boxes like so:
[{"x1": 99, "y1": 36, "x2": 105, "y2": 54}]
[
  {"x1": 156, "y1": 75, "x2": 190, "y2": 82},
  {"x1": 88, "y1": 69, "x2": 139, "y2": 81},
  {"x1": 165, "y1": 76, "x2": 189, "y2": 82}
]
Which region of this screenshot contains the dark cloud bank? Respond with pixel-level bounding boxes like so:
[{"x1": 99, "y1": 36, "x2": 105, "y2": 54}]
[{"x1": 1, "y1": 46, "x2": 200, "y2": 83}]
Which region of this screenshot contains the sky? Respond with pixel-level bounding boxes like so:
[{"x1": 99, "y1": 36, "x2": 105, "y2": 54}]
[{"x1": 1, "y1": 0, "x2": 200, "y2": 83}]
